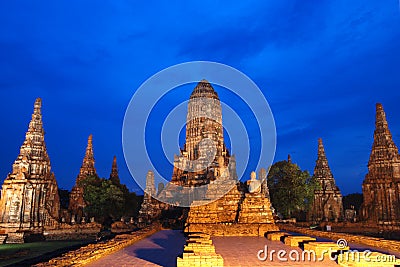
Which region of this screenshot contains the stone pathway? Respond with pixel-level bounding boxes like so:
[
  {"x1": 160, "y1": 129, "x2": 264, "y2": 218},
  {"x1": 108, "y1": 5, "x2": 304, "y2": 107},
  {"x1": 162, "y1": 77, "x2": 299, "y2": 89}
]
[
  {"x1": 86, "y1": 230, "x2": 186, "y2": 267},
  {"x1": 212, "y1": 236, "x2": 339, "y2": 267},
  {"x1": 86, "y1": 230, "x2": 400, "y2": 267}
]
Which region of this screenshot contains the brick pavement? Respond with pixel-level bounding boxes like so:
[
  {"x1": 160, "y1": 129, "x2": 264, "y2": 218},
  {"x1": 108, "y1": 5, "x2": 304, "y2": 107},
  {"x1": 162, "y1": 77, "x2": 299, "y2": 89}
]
[
  {"x1": 212, "y1": 236, "x2": 339, "y2": 267},
  {"x1": 86, "y1": 230, "x2": 340, "y2": 266},
  {"x1": 86, "y1": 230, "x2": 400, "y2": 267},
  {"x1": 86, "y1": 230, "x2": 186, "y2": 267}
]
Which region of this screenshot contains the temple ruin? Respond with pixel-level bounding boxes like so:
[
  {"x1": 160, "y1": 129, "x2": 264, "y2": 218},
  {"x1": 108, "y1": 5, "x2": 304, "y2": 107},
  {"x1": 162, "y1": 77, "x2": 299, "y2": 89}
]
[
  {"x1": 109, "y1": 155, "x2": 120, "y2": 184},
  {"x1": 171, "y1": 80, "x2": 233, "y2": 187},
  {"x1": 158, "y1": 80, "x2": 277, "y2": 235},
  {"x1": 186, "y1": 168, "x2": 278, "y2": 236},
  {"x1": 0, "y1": 98, "x2": 60, "y2": 243},
  {"x1": 361, "y1": 103, "x2": 400, "y2": 225},
  {"x1": 138, "y1": 171, "x2": 162, "y2": 225},
  {"x1": 68, "y1": 134, "x2": 98, "y2": 222},
  {"x1": 309, "y1": 138, "x2": 343, "y2": 223}
]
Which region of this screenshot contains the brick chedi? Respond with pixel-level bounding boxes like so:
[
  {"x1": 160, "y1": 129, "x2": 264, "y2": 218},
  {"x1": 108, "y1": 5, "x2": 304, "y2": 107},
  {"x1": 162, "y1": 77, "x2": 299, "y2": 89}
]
[
  {"x1": 361, "y1": 103, "x2": 400, "y2": 224},
  {"x1": 0, "y1": 98, "x2": 60, "y2": 243},
  {"x1": 179, "y1": 80, "x2": 277, "y2": 236},
  {"x1": 171, "y1": 80, "x2": 232, "y2": 187},
  {"x1": 68, "y1": 134, "x2": 97, "y2": 222},
  {"x1": 309, "y1": 138, "x2": 343, "y2": 222},
  {"x1": 109, "y1": 156, "x2": 120, "y2": 184},
  {"x1": 138, "y1": 171, "x2": 161, "y2": 225}
]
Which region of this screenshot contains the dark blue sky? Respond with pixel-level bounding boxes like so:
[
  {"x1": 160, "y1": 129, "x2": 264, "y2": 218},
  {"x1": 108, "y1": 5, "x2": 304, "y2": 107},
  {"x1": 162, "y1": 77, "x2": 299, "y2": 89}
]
[{"x1": 1, "y1": 1, "x2": 400, "y2": 195}]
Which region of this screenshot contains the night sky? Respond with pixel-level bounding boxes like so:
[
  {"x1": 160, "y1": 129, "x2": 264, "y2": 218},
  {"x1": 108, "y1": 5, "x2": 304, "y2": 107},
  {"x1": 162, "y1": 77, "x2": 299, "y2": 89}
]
[{"x1": 1, "y1": 1, "x2": 400, "y2": 196}]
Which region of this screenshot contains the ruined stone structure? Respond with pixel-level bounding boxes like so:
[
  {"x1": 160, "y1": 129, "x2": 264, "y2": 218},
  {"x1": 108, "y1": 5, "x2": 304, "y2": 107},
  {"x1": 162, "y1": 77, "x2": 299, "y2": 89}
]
[
  {"x1": 171, "y1": 80, "x2": 233, "y2": 187},
  {"x1": 309, "y1": 138, "x2": 343, "y2": 222},
  {"x1": 361, "y1": 103, "x2": 400, "y2": 225},
  {"x1": 0, "y1": 98, "x2": 60, "y2": 243},
  {"x1": 138, "y1": 171, "x2": 162, "y2": 225},
  {"x1": 109, "y1": 156, "x2": 120, "y2": 184},
  {"x1": 186, "y1": 170, "x2": 278, "y2": 236},
  {"x1": 138, "y1": 80, "x2": 277, "y2": 235},
  {"x1": 69, "y1": 134, "x2": 97, "y2": 221},
  {"x1": 173, "y1": 81, "x2": 276, "y2": 235}
]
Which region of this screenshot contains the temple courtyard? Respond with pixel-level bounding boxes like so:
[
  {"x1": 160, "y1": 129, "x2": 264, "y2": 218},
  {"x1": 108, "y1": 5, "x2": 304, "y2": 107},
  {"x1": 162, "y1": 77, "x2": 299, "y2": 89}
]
[{"x1": 84, "y1": 230, "x2": 400, "y2": 267}]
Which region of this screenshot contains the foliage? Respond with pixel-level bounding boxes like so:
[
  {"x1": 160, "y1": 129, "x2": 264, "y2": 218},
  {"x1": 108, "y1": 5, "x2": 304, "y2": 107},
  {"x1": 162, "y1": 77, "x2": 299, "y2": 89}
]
[
  {"x1": 79, "y1": 175, "x2": 140, "y2": 223},
  {"x1": 267, "y1": 160, "x2": 319, "y2": 219},
  {"x1": 342, "y1": 193, "x2": 363, "y2": 211}
]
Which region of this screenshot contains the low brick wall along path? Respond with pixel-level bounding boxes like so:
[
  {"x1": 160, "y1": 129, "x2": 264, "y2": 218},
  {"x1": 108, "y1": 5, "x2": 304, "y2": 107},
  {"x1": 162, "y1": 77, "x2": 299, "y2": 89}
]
[
  {"x1": 279, "y1": 224, "x2": 400, "y2": 256},
  {"x1": 34, "y1": 224, "x2": 161, "y2": 267}
]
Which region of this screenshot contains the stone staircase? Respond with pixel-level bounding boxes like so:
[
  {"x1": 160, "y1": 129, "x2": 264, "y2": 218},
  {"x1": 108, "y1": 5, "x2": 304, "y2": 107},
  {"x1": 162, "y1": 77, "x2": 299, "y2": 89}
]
[
  {"x1": 0, "y1": 234, "x2": 7, "y2": 244},
  {"x1": 5, "y1": 232, "x2": 25, "y2": 243},
  {"x1": 177, "y1": 233, "x2": 223, "y2": 267}
]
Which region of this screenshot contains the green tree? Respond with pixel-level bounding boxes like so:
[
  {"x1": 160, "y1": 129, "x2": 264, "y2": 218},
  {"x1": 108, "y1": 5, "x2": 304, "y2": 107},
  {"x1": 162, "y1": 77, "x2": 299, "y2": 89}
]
[
  {"x1": 267, "y1": 160, "x2": 318, "y2": 219},
  {"x1": 80, "y1": 175, "x2": 141, "y2": 224},
  {"x1": 107, "y1": 175, "x2": 140, "y2": 218},
  {"x1": 80, "y1": 176, "x2": 126, "y2": 223}
]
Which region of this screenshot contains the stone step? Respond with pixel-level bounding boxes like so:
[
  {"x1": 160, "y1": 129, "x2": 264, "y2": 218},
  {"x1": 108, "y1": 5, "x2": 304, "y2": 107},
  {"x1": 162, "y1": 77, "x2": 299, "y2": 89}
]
[
  {"x1": 284, "y1": 236, "x2": 316, "y2": 247},
  {"x1": 6, "y1": 232, "x2": 25, "y2": 244},
  {"x1": 303, "y1": 242, "x2": 350, "y2": 257},
  {"x1": 177, "y1": 254, "x2": 223, "y2": 267},
  {"x1": 266, "y1": 232, "x2": 289, "y2": 241},
  {"x1": 0, "y1": 234, "x2": 7, "y2": 244},
  {"x1": 184, "y1": 244, "x2": 216, "y2": 253},
  {"x1": 177, "y1": 231, "x2": 224, "y2": 267},
  {"x1": 187, "y1": 239, "x2": 213, "y2": 245}
]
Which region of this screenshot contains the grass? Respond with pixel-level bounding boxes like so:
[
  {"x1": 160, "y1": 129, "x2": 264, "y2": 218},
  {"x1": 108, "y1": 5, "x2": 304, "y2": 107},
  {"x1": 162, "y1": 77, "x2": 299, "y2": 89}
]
[{"x1": 0, "y1": 240, "x2": 87, "y2": 267}]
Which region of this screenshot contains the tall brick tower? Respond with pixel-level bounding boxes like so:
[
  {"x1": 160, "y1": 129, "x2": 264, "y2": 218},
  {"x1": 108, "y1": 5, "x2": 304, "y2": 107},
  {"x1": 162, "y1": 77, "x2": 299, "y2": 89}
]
[
  {"x1": 109, "y1": 156, "x2": 120, "y2": 184},
  {"x1": 69, "y1": 134, "x2": 97, "y2": 220},
  {"x1": 171, "y1": 80, "x2": 232, "y2": 186},
  {"x1": 0, "y1": 98, "x2": 60, "y2": 243},
  {"x1": 309, "y1": 138, "x2": 343, "y2": 222},
  {"x1": 361, "y1": 103, "x2": 400, "y2": 224}
]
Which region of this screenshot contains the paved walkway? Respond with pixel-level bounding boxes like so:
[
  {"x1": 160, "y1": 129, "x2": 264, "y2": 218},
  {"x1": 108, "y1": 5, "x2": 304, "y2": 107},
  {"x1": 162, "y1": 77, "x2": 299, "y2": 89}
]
[
  {"x1": 212, "y1": 236, "x2": 338, "y2": 267},
  {"x1": 86, "y1": 230, "x2": 186, "y2": 267},
  {"x1": 86, "y1": 230, "x2": 400, "y2": 267}
]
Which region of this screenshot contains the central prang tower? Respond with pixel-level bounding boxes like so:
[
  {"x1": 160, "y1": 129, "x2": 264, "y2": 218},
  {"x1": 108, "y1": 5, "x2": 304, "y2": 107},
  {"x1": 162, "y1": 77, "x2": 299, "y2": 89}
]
[{"x1": 171, "y1": 80, "x2": 233, "y2": 186}]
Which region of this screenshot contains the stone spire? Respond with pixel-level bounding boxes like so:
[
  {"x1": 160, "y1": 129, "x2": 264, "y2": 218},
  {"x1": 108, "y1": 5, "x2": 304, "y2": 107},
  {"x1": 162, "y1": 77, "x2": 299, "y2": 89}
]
[
  {"x1": 313, "y1": 138, "x2": 335, "y2": 189},
  {"x1": 0, "y1": 98, "x2": 60, "y2": 242},
  {"x1": 138, "y1": 170, "x2": 161, "y2": 225},
  {"x1": 144, "y1": 170, "x2": 157, "y2": 196},
  {"x1": 109, "y1": 156, "x2": 120, "y2": 184},
  {"x1": 287, "y1": 154, "x2": 292, "y2": 164},
  {"x1": 171, "y1": 80, "x2": 232, "y2": 187},
  {"x1": 309, "y1": 138, "x2": 343, "y2": 222},
  {"x1": 190, "y1": 79, "x2": 220, "y2": 100},
  {"x1": 9, "y1": 98, "x2": 51, "y2": 177},
  {"x1": 69, "y1": 134, "x2": 98, "y2": 220},
  {"x1": 186, "y1": 80, "x2": 225, "y2": 162},
  {"x1": 76, "y1": 134, "x2": 97, "y2": 183},
  {"x1": 367, "y1": 103, "x2": 400, "y2": 179},
  {"x1": 361, "y1": 103, "x2": 400, "y2": 223}
]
